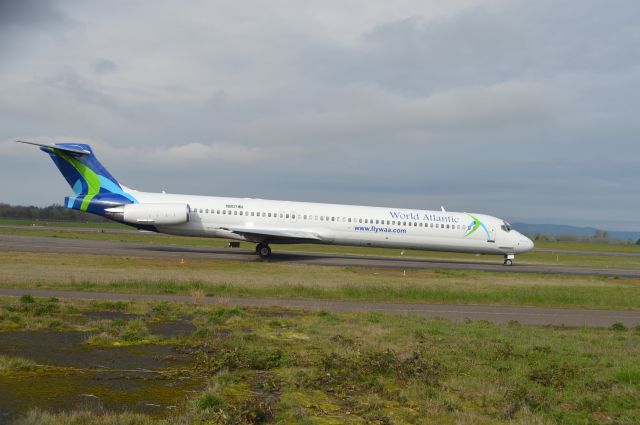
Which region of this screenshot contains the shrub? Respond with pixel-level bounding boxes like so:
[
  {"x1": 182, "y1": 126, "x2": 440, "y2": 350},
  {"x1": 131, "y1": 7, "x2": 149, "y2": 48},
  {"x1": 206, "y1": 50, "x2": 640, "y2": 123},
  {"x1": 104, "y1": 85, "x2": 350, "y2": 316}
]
[
  {"x1": 151, "y1": 301, "x2": 172, "y2": 316},
  {"x1": 119, "y1": 319, "x2": 149, "y2": 342},
  {"x1": 195, "y1": 392, "x2": 226, "y2": 410},
  {"x1": 208, "y1": 307, "x2": 243, "y2": 325},
  {"x1": 222, "y1": 347, "x2": 286, "y2": 370},
  {"x1": 316, "y1": 310, "x2": 340, "y2": 322},
  {"x1": 315, "y1": 348, "x2": 443, "y2": 391},
  {"x1": 34, "y1": 303, "x2": 59, "y2": 316},
  {"x1": 610, "y1": 322, "x2": 627, "y2": 331},
  {"x1": 528, "y1": 363, "x2": 576, "y2": 388},
  {"x1": 19, "y1": 294, "x2": 34, "y2": 304}
]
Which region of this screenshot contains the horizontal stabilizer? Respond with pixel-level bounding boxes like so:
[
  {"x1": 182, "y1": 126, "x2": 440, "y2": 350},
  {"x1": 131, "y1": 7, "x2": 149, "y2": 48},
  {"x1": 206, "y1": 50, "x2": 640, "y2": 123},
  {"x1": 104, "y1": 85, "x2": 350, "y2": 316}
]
[{"x1": 16, "y1": 140, "x2": 91, "y2": 155}]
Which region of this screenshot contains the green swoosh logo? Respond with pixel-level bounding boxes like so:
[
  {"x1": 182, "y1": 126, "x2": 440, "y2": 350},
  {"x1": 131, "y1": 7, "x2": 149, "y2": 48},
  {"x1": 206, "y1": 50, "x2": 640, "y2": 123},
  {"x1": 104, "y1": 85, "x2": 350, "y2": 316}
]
[{"x1": 53, "y1": 148, "x2": 101, "y2": 211}]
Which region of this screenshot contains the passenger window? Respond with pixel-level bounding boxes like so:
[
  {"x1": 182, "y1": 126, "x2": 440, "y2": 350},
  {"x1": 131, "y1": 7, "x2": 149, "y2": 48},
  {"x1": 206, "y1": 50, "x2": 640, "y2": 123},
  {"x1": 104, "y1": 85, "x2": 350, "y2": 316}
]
[
  {"x1": 240, "y1": 211, "x2": 243, "y2": 216},
  {"x1": 268, "y1": 213, "x2": 271, "y2": 217},
  {"x1": 331, "y1": 217, "x2": 335, "y2": 221},
  {"x1": 348, "y1": 218, "x2": 351, "y2": 223},
  {"x1": 286, "y1": 214, "x2": 289, "y2": 219}
]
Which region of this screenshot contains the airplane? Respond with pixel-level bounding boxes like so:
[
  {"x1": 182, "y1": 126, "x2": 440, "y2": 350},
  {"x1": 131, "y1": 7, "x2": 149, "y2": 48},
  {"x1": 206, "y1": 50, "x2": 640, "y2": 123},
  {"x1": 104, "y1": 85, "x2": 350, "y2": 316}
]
[{"x1": 18, "y1": 141, "x2": 534, "y2": 265}]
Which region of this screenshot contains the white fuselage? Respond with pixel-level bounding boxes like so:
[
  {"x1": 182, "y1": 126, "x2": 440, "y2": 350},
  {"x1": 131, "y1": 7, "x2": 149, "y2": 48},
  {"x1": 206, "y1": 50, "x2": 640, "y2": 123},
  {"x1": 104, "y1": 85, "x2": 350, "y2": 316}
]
[{"x1": 126, "y1": 188, "x2": 534, "y2": 256}]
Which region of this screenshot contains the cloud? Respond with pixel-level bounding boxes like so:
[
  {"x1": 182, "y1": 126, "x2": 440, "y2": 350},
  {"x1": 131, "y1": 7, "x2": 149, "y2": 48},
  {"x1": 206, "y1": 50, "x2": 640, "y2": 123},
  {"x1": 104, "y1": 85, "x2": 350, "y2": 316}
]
[
  {"x1": 91, "y1": 59, "x2": 117, "y2": 74},
  {"x1": 242, "y1": 80, "x2": 562, "y2": 146},
  {"x1": 0, "y1": 0, "x2": 639, "y2": 230}
]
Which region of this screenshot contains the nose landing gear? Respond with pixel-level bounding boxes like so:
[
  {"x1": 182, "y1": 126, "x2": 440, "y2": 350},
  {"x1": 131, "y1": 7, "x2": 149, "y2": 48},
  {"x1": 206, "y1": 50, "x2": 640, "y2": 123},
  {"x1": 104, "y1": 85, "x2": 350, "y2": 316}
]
[
  {"x1": 256, "y1": 243, "x2": 272, "y2": 258},
  {"x1": 503, "y1": 254, "x2": 514, "y2": 266}
]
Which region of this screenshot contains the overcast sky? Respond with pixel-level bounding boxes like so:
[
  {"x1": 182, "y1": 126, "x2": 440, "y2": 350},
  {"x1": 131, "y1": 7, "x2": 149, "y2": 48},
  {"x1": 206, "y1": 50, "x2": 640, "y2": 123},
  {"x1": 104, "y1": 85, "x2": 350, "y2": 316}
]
[{"x1": 1, "y1": 0, "x2": 639, "y2": 230}]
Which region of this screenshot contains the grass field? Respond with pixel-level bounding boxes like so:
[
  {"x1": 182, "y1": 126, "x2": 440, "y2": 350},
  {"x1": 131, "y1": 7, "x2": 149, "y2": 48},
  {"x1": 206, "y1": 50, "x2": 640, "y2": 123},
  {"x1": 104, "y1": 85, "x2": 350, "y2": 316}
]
[
  {"x1": 2, "y1": 252, "x2": 640, "y2": 310},
  {"x1": 1, "y1": 296, "x2": 639, "y2": 424},
  {"x1": 2, "y1": 225, "x2": 640, "y2": 270}
]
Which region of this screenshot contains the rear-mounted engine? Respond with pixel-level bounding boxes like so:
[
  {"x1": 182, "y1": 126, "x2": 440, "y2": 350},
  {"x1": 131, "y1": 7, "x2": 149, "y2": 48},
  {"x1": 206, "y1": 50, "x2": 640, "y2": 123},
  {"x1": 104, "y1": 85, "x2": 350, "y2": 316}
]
[{"x1": 105, "y1": 203, "x2": 189, "y2": 226}]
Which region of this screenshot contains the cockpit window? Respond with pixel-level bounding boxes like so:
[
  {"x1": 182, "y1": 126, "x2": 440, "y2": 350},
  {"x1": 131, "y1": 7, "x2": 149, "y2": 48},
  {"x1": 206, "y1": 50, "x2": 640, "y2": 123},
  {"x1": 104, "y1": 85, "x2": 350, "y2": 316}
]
[{"x1": 501, "y1": 221, "x2": 512, "y2": 232}]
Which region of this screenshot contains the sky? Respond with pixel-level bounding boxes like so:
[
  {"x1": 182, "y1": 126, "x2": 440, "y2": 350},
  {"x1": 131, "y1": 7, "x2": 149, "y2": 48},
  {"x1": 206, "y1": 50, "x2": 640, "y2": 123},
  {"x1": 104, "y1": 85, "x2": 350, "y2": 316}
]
[{"x1": 1, "y1": 0, "x2": 639, "y2": 230}]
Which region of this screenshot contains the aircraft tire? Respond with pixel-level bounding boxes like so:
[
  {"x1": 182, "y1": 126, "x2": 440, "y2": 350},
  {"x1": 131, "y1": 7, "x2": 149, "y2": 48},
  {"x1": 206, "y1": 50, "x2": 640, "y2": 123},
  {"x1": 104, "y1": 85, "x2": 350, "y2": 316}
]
[{"x1": 257, "y1": 244, "x2": 272, "y2": 258}]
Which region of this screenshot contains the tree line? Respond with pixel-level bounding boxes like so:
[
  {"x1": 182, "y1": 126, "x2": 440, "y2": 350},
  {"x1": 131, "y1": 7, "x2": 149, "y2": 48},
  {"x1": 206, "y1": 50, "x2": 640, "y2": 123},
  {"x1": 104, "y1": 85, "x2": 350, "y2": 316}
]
[{"x1": 0, "y1": 203, "x2": 109, "y2": 222}]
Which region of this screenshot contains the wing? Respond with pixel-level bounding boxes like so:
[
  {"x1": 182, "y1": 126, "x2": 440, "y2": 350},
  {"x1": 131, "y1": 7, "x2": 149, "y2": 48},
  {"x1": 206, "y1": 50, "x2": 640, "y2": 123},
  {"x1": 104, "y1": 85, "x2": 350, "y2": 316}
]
[{"x1": 219, "y1": 226, "x2": 323, "y2": 242}]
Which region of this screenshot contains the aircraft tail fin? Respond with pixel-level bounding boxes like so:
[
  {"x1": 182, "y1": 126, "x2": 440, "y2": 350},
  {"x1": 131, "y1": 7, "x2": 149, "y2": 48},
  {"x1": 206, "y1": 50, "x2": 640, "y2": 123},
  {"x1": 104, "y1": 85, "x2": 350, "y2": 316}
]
[{"x1": 17, "y1": 141, "x2": 137, "y2": 214}]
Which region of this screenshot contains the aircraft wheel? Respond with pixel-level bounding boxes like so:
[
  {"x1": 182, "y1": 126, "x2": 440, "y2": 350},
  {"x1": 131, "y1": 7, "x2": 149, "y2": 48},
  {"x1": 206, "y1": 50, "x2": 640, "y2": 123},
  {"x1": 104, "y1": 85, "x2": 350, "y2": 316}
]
[
  {"x1": 504, "y1": 259, "x2": 513, "y2": 266},
  {"x1": 256, "y1": 243, "x2": 272, "y2": 258}
]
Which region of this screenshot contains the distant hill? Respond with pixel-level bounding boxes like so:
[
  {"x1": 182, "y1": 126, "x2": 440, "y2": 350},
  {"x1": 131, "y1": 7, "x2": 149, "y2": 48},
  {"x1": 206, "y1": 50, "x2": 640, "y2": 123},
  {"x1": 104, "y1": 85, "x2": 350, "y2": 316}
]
[{"x1": 512, "y1": 223, "x2": 640, "y2": 242}]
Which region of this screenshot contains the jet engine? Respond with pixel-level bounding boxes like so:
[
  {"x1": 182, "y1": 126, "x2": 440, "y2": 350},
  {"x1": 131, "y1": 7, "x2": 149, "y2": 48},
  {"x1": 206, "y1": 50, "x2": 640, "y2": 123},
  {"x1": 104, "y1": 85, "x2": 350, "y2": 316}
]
[{"x1": 105, "y1": 203, "x2": 189, "y2": 226}]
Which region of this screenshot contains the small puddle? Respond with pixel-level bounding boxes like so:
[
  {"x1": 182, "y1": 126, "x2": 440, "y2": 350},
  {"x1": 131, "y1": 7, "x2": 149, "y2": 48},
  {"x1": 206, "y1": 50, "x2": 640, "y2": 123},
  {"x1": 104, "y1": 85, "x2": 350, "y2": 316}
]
[
  {"x1": 0, "y1": 329, "x2": 202, "y2": 421},
  {"x1": 0, "y1": 330, "x2": 184, "y2": 369},
  {"x1": 0, "y1": 371, "x2": 201, "y2": 421},
  {"x1": 148, "y1": 318, "x2": 196, "y2": 339},
  {"x1": 82, "y1": 311, "x2": 142, "y2": 322}
]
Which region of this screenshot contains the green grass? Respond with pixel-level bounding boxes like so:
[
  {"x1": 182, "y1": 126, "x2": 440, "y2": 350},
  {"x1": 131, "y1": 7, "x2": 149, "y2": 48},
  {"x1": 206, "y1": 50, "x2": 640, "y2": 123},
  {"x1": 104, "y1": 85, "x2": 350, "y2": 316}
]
[
  {"x1": 3, "y1": 298, "x2": 640, "y2": 424},
  {"x1": 83, "y1": 318, "x2": 153, "y2": 346},
  {"x1": 0, "y1": 355, "x2": 40, "y2": 373},
  {"x1": 2, "y1": 252, "x2": 640, "y2": 310},
  {"x1": 534, "y1": 240, "x2": 640, "y2": 253}
]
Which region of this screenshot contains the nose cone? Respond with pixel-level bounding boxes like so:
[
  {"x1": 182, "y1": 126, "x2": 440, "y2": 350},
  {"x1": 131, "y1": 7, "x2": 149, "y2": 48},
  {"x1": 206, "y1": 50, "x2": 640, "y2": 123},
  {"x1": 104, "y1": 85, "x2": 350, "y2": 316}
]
[{"x1": 515, "y1": 232, "x2": 534, "y2": 253}]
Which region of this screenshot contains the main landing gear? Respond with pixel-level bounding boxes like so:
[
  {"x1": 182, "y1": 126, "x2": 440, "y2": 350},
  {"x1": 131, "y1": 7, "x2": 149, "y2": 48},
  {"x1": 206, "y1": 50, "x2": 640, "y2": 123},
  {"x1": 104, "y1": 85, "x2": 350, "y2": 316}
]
[
  {"x1": 504, "y1": 254, "x2": 515, "y2": 266},
  {"x1": 256, "y1": 243, "x2": 272, "y2": 258}
]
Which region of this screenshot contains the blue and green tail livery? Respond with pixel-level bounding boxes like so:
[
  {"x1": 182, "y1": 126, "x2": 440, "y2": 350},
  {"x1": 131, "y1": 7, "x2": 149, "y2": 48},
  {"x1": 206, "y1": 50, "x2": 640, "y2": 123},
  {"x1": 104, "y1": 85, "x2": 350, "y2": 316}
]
[{"x1": 19, "y1": 141, "x2": 137, "y2": 215}]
